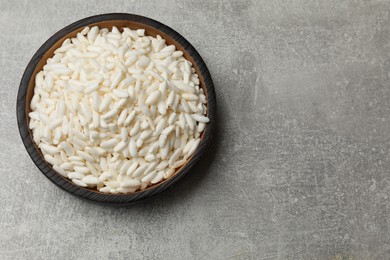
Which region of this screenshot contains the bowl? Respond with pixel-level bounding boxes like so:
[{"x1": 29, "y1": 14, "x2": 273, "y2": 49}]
[{"x1": 16, "y1": 13, "x2": 216, "y2": 205}]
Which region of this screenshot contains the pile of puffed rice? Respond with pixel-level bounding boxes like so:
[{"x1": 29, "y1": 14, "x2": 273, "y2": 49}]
[{"x1": 28, "y1": 26, "x2": 209, "y2": 193}]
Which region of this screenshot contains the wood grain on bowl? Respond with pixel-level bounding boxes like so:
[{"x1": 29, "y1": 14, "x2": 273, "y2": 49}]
[{"x1": 17, "y1": 13, "x2": 216, "y2": 205}]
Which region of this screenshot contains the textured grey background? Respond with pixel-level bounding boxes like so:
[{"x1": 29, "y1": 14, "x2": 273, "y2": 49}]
[{"x1": 1, "y1": 0, "x2": 390, "y2": 259}]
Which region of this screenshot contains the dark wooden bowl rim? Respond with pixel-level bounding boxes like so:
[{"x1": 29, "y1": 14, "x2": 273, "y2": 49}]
[{"x1": 16, "y1": 13, "x2": 216, "y2": 205}]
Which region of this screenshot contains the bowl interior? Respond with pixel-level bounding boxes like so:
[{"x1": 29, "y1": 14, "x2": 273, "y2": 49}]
[{"x1": 24, "y1": 19, "x2": 209, "y2": 195}]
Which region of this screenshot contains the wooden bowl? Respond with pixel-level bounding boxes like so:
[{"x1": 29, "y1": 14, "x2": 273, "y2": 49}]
[{"x1": 16, "y1": 13, "x2": 216, "y2": 205}]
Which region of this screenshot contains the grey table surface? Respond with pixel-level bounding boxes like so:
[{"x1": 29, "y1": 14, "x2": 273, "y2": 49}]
[{"x1": 1, "y1": 0, "x2": 390, "y2": 259}]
